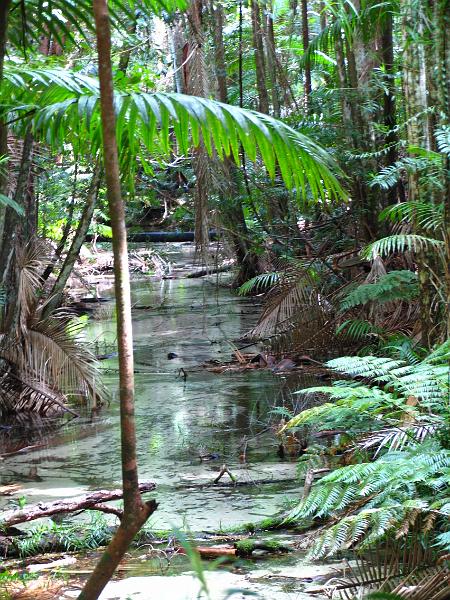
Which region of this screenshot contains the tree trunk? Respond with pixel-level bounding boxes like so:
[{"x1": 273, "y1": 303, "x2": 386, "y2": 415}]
[
  {"x1": 0, "y1": 0, "x2": 12, "y2": 271},
  {"x1": 251, "y1": 0, "x2": 269, "y2": 113},
  {"x1": 78, "y1": 2, "x2": 157, "y2": 598},
  {"x1": 1, "y1": 483, "x2": 156, "y2": 529},
  {"x1": 264, "y1": 2, "x2": 280, "y2": 117},
  {"x1": 209, "y1": 0, "x2": 228, "y2": 104},
  {"x1": 118, "y1": 17, "x2": 137, "y2": 75},
  {"x1": 300, "y1": 0, "x2": 311, "y2": 108},
  {"x1": 41, "y1": 164, "x2": 78, "y2": 283},
  {"x1": 186, "y1": 0, "x2": 211, "y2": 260},
  {"x1": 402, "y1": 0, "x2": 433, "y2": 345},
  {"x1": 0, "y1": 129, "x2": 34, "y2": 333},
  {"x1": 43, "y1": 162, "x2": 101, "y2": 317},
  {"x1": 433, "y1": 0, "x2": 450, "y2": 338},
  {"x1": 167, "y1": 22, "x2": 184, "y2": 93},
  {"x1": 380, "y1": 11, "x2": 401, "y2": 209},
  {"x1": 211, "y1": 0, "x2": 260, "y2": 286}
]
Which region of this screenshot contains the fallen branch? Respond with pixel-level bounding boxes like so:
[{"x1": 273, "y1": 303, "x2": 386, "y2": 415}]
[
  {"x1": 303, "y1": 468, "x2": 331, "y2": 499},
  {"x1": 177, "y1": 538, "x2": 294, "y2": 559},
  {"x1": 214, "y1": 464, "x2": 237, "y2": 484},
  {"x1": 0, "y1": 482, "x2": 156, "y2": 528}
]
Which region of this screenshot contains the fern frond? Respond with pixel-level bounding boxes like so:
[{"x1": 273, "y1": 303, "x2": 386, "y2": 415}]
[
  {"x1": 358, "y1": 424, "x2": 439, "y2": 456},
  {"x1": 340, "y1": 271, "x2": 418, "y2": 311},
  {"x1": 435, "y1": 125, "x2": 450, "y2": 155},
  {"x1": 336, "y1": 319, "x2": 384, "y2": 341}
]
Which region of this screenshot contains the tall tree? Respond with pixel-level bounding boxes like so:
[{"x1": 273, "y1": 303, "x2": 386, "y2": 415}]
[
  {"x1": 251, "y1": 0, "x2": 269, "y2": 113},
  {"x1": 78, "y1": 1, "x2": 157, "y2": 597},
  {"x1": 300, "y1": 0, "x2": 311, "y2": 108}
]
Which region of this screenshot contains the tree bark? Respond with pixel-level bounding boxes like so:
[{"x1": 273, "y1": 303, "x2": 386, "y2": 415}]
[
  {"x1": 0, "y1": 0, "x2": 12, "y2": 276},
  {"x1": 251, "y1": 0, "x2": 269, "y2": 113},
  {"x1": 209, "y1": 0, "x2": 228, "y2": 103},
  {"x1": 300, "y1": 0, "x2": 311, "y2": 108},
  {"x1": 78, "y1": 2, "x2": 157, "y2": 598},
  {"x1": 264, "y1": 2, "x2": 280, "y2": 117},
  {"x1": 118, "y1": 17, "x2": 137, "y2": 75},
  {"x1": 433, "y1": 0, "x2": 450, "y2": 338},
  {"x1": 402, "y1": 1, "x2": 433, "y2": 345},
  {"x1": 380, "y1": 11, "x2": 401, "y2": 209},
  {"x1": 0, "y1": 129, "x2": 34, "y2": 334}
]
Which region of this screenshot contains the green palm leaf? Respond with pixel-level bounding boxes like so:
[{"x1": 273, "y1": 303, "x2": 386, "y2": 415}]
[
  {"x1": 3, "y1": 67, "x2": 346, "y2": 200},
  {"x1": 8, "y1": 0, "x2": 188, "y2": 49},
  {"x1": 362, "y1": 235, "x2": 444, "y2": 259}
]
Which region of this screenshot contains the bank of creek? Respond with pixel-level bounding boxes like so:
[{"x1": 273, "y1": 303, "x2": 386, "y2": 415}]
[{"x1": 0, "y1": 244, "x2": 344, "y2": 600}]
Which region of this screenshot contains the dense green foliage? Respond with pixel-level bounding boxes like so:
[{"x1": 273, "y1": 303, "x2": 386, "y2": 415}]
[{"x1": 0, "y1": 0, "x2": 450, "y2": 595}]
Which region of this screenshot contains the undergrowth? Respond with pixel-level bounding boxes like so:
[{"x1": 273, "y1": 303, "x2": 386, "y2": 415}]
[{"x1": 282, "y1": 341, "x2": 450, "y2": 559}]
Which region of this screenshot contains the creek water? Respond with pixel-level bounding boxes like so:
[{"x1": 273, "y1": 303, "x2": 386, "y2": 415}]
[{"x1": 0, "y1": 244, "x2": 333, "y2": 599}]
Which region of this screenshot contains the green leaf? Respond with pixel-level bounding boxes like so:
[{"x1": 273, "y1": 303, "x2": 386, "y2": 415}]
[{"x1": 0, "y1": 194, "x2": 25, "y2": 216}]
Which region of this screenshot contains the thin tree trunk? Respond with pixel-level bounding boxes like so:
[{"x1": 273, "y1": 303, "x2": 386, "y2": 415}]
[
  {"x1": 380, "y1": 11, "x2": 401, "y2": 208},
  {"x1": 0, "y1": 128, "x2": 34, "y2": 333},
  {"x1": 210, "y1": 0, "x2": 228, "y2": 103},
  {"x1": 434, "y1": 0, "x2": 450, "y2": 338},
  {"x1": 168, "y1": 23, "x2": 184, "y2": 93},
  {"x1": 118, "y1": 18, "x2": 137, "y2": 74},
  {"x1": 43, "y1": 162, "x2": 101, "y2": 317},
  {"x1": 78, "y1": 2, "x2": 157, "y2": 598},
  {"x1": 319, "y1": 1, "x2": 327, "y2": 30},
  {"x1": 41, "y1": 163, "x2": 78, "y2": 283},
  {"x1": 264, "y1": 2, "x2": 280, "y2": 116},
  {"x1": 211, "y1": 0, "x2": 260, "y2": 286},
  {"x1": 239, "y1": 0, "x2": 244, "y2": 108},
  {"x1": 300, "y1": 0, "x2": 311, "y2": 108},
  {"x1": 0, "y1": 0, "x2": 12, "y2": 266},
  {"x1": 186, "y1": 0, "x2": 211, "y2": 260},
  {"x1": 251, "y1": 0, "x2": 269, "y2": 113},
  {"x1": 402, "y1": 1, "x2": 433, "y2": 345}
]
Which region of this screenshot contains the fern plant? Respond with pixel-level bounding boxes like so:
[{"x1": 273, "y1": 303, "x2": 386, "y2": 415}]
[
  {"x1": 282, "y1": 344, "x2": 450, "y2": 558},
  {"x1": 339, "y1": 271, "x2": 418, "y2": 311}
]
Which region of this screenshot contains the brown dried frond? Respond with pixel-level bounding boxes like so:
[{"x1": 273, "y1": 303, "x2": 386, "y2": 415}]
[
  {"x1": 0, "y1": 241, "x2": 105, "y2": 415},
  {"x1": 323, "y1": 533, "x2": 448, "y2": 600}
]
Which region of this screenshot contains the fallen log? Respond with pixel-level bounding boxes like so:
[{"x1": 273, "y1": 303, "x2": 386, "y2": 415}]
[
  {"x1": 186, "y1": 263, "x2": 234, "y2": 279},
  {"x1": 86, "y1": 230, "x2": 218, "y2": 243},
  {"x1": 0, "y1": 482, "x2": 156, "y2": 528},
  {"x1": 177, "y1": 539, "x2": 294, "y2": 560},
  {"x1": 175, "y1": 476, "x2": 299, "y2": 490}
]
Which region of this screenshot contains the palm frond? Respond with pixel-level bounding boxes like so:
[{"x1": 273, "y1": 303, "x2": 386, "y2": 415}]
[
  {"x1": 249, "y1": 269, "x2": 326, "y2": 339},
  {"x1": 8, "y1": 0, "x2": 188, "y2": 50},
  {"x1": 362, "y1": 235, "x2": 444, "y2": 260},
  {"x1": 0, "y1": 243, "x2": 104, "y2": 414},
  {"x1": 238, "y1": 271, "x2": 280, "y2": 296},
  {"x1": 379, "y1": 202, "x2": 444, "y2": 232},
  {"x1": 2, "y1": 67, "x2": 346, "y2": 200}
]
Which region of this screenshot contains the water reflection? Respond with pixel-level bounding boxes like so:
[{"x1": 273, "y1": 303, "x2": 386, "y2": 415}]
[{"x1": 0, "y1": 244, "x2": 320, "y2": 529}]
